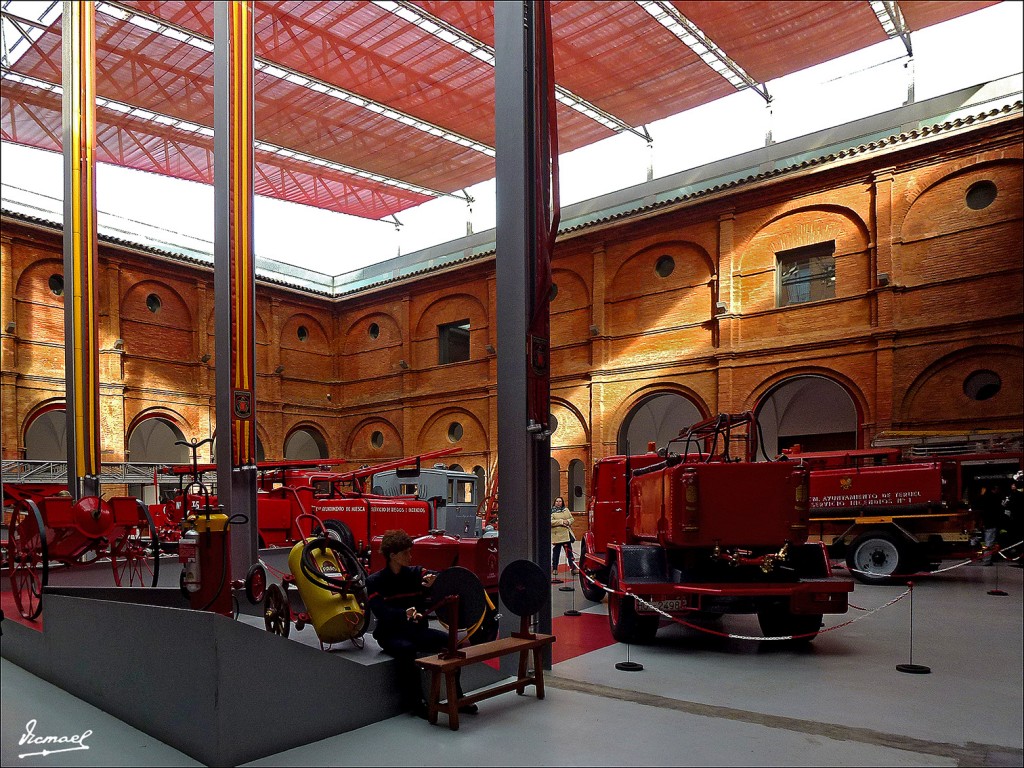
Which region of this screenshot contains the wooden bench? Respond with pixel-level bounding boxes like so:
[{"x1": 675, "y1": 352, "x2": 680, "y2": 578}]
[{"x1": 415, "y1": 632, "x2": 555, "y2": 730}]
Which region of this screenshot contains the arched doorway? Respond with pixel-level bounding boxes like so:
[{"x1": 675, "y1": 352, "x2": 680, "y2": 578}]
[
  {"x1": 24, "y1": 408, "x2": 67, "y2": 459},
  {"x1": 755, "y1": 376, "x2": 858, "y2": 459},
  {"x1": 568, "y1": 459, "x2": 586, "y2": 512},
  {"x1": 127, "y1": 417, "x2": 189, "y2": 504},
  {"x1": 284, "y1": 427, "x2": 328, "y2": 460},
  {"x1": 618, "y1": 393, "x2": 703, "y2": 454}
]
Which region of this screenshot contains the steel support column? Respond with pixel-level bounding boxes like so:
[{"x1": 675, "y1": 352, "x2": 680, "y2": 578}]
[
  {"x1": 213, "y1": 1, "x2": 258, "y2": 580},
  {"x1": 61, "y1": 1, "x2": 101, "y2": 500},
  {"x1": 495, "y1": 0, "x2": 559, "y2": 658}
]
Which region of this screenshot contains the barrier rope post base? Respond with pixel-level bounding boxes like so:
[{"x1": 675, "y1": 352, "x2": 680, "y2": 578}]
[
  {"x1": 896, "y1": 581, "x2": 931, "y2": 675},
  {"x1": 615, "y1": 643, "x2": 643, "y2": 672},
  {"x1": 987, "y1": 560, "x2": 1008, "y2": 596},
  {"x1": 564, "y1": 574, "x2": 581, "y2": 616}
]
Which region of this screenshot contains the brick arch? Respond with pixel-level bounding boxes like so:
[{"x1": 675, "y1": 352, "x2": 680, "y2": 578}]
[
  {"x1": 340, "y1": 310, "x2": 403, "y2": 381},
  {"x1": 550, "y1": 267, "x2": 590, "y2": 349},
  {"x1": 550, "y1": 396, "x2": 590, "y2": 449},
  {"x1": 749, "y1": 370, "x2": 867, "y2": 458},
  {"x1": 279, "y1": 312, "x2": 332, "y2": 381},
  {"x1": 605, "y1": 384, "x2": 709, "y2": 456},
  {"x1": 550, "y1": 266, "x2": 590, "y2": 307},
  {"x1": 342, "y1": 310, "x2": 402, "y2": 353},
  {"x1": 21, "y1": 399, "x2": 67, "y2": 459},
  {"x1": 734, "y1": 204, "x2": 870, "y2": 313},
  {"x1": 900, "y1": 345, "x2": 1023, "y2": 430},
  {"x1": 125, "y1": 409, "x2": 191, "y2": 464},
  {"x1": 123, "y1": 279, "x2": 193, "y2": 327},
  {"x1": 900, "y1": 159, "x2": 1023, "y2": 284},
  {"x1": 416, "y1": 407, "x2": 488, "y2": 454},
  {"x1": 608, "y1": 240, "x2": 714, "y2": 301},
  {"x1": 606, "y1": 240, "x2": 716, "y2": 345},
  {"x1": 902, "y1": 158, "x2": 1022, "y2": 237},
  {"x1": 345, "y1": 416, "x2": 404, "y2": 459},
  {"x1": 125, "y1": 406, "x2": 192, "y2": 439},
  {"x1": 412, "y1": 293, "x2": 488, "y2": 338},
  {"x1": 283, "y1": 422, "x2": 330, "y2": 459}
]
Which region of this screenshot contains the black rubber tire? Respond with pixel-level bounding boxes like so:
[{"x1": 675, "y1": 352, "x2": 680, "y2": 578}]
[
  {"x1": 323, "y1": 519, "x2": 356, "y2": 552},
  {"x1": 757, "y1": 609, "x2": 822, "y2": 642},
  {"x1": 847, "y1": 531, "x2": 908, "y2": 584},
  {"x1": 245, "y1": 562, "x2": 268, "y2": 604},
  {"x1": 578, "y1": 539, "x2": 607, "y2": 602},
  {"x1": 607, "y1": 566, "x2": 658, "y2": 644}
]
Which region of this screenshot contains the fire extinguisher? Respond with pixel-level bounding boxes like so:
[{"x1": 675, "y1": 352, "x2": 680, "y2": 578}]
[{"x1": 178, "y1": 509, "x2": 233, "y2": 617}]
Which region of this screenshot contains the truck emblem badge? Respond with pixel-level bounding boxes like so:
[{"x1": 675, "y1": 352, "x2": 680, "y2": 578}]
[{"x1": 840, "y1": 477, "x2": 853, "y2": 490}]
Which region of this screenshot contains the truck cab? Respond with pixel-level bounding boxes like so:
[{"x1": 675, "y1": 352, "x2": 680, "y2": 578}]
[{"x1": 372, "y1": 464, "x2": 485, "y2": 537}]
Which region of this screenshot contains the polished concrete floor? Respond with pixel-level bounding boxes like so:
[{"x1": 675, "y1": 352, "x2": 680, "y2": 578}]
[{"x1": 2, "y1": 554, "x2": 1022, "y2": 767}]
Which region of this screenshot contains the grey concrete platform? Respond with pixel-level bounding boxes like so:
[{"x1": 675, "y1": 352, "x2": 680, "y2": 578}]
[{"x1": 2, "y1": 558, "x2": 1022, "y2": 767}]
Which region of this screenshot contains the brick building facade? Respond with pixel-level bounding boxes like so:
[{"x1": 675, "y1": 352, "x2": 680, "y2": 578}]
[{"x1": 2, "y1": 102, "x2": 1022, "y2": 512}]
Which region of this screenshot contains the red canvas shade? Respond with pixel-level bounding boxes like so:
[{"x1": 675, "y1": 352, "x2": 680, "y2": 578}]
[{"x1": 0, "y1": 0, "x2": 1001, "y2": 219}]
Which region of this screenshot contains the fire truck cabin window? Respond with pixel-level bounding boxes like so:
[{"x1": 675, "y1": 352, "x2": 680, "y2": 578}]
[
  {"x1": 400, "y1": 483, "x2": 418, "y2": 496},
  {"x1": 777, "y1": 241, "x2": 836, "y2": 307},
  {"x1": 438, "y1": 319, "x2": 470, "y2": 364},
  {"x1": 448, "y1": 479, "x2": 474, "y2": 504}
]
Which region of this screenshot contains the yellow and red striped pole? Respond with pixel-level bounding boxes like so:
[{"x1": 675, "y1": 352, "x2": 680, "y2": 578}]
[{"x1": 62, "y1": 1, "x2": 101, "y2": 497}]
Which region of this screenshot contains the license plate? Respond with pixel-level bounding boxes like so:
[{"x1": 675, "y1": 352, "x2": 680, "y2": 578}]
[{"x1": 641, "y1": 598, "x2": 686, "y2": 613}]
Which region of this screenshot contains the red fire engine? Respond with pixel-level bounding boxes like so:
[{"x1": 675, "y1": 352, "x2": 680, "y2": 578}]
[
  {"x1": 579, "y1": 413, "x2": 853, "y2": 644},
  {"x1": 784, "y1": 444, "x2": 1022, "y2": 583}
]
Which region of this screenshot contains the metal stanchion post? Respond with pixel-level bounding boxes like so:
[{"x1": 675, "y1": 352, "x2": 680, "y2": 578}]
[{"x1": 896, "y1": 581, "x2": 931, "y2": 674}]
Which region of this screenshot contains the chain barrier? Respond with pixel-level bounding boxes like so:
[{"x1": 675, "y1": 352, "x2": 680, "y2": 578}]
[{"x1": 577, "y1": 568, "x2": 911, "y2": 641}]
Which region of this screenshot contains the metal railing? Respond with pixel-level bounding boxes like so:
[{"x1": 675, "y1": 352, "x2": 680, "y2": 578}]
[{"x1": 1, "y1": 460, "x2": 189, "y2": 485}]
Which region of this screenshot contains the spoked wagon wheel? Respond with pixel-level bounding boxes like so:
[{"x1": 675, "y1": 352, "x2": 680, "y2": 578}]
[
  {"x1": 111, "y1": 501, "x2": 161, "y2": 587},
  {"x1": 8, "y1": 500, "x2": 48, "y2": 620},
  {"x1": 263, "y1": 584, "x2": 291, "y2": 638}
]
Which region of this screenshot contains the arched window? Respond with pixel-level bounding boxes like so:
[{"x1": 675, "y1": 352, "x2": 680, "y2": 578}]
[{"x1": 568, "y1": 459, "x2": 587, "y2": 512}]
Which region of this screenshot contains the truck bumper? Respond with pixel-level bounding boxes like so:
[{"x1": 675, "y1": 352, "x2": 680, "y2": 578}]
[{"x1": 625, "y1": 577, "x2": 853, "y2": 616}]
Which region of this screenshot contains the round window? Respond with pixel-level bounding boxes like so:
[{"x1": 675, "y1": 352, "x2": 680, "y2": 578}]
[
  {"x1": 297, "y1": 325, "x2": 309, "y2": 342},
  {"x1": 146, "y1": 293, "x2": 162, "y2": 313},
  {"x1": 48, "y1": 274, "x2": 64, "y2": 296},
  {"x1": 548, "y1": 283, "x2": 558, "y2": 302},
  {"x1": 369, "y1": 322, "x2": 380, "y2": 339},
  {"x1": 965, "y1": 180, "x2": 997, "y2": 211},
  {"x1": 447, "y1": 422, "x2": 464, "y2": 443},
  {"x1": 548, "y1": 414, "x2": 559, "y2": 435},
  {"x1": 963, "y1": 370, "x2": 1001, "y2": 401},
  {"x1": 371, "y1": 430, "x2": 384, "y2": 448},
  {"x1": 655, "y1": 255, "x2": 675, "y2": 278}
]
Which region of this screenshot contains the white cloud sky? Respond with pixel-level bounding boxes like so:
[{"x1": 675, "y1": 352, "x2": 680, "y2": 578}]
[{"x1": 1, "y1": 2, "x2": 1021, "y2": 277}]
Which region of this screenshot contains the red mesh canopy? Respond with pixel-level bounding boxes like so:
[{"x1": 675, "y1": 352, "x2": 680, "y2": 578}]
[{"x1": 0, "y1": 0, "x2": 1001, "y2": 219}]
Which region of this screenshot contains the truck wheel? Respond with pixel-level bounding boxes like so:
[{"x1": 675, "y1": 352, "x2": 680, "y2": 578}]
[
  {"x1": 323, "y1": 520, "x2": 356, "y2": 553},
  {"x1": 607, "y1": 568, "x2": 658, "y2": 644},
  {"x1": 847, "y1": 532, "x2": 907, "y2": 584},
  {"x1": 757, "y1": 610, "x2": 822, "y2": 642},
  {"x1": 578, "y1": 540, "x2": 607, "y2": 602}
]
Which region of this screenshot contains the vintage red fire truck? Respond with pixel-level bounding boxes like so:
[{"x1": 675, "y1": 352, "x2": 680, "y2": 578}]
[
  {"x1": 158, "y1": 448, "x2": 468, "y2": 554},
  {"x1": 578, "y1": 413, "x2": 853, "y2": 644},
  {"x1": 784, "y1": 444, "x2": 1022, "y2": 583}
]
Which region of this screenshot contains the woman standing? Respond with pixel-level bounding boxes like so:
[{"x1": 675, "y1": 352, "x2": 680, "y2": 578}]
[{"x1": 550, "y1": 496, "x2": 578, "y2": 577}]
